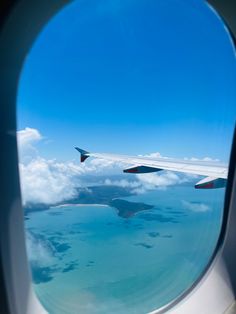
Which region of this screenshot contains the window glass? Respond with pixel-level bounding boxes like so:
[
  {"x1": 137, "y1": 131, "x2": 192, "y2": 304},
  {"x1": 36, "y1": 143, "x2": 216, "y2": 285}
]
[{"x1": 17, "y1": 0, "x2": 236, "y2": 313}]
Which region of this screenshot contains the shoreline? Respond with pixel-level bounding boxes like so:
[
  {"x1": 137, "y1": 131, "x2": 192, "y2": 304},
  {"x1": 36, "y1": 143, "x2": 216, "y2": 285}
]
[{"x1": 54, "y1": 203, "x2": 109, "y2": 208}]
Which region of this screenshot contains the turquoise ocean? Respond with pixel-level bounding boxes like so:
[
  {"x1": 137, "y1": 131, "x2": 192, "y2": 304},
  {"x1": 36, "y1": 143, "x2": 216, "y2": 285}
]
[{"x1": 25, "y1": 186, "x2": 225, "y2": 314}]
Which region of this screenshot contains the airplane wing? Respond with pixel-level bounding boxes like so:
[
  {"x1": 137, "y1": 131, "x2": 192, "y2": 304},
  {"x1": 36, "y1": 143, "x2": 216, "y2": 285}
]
[{"x1": 75, "y1": 147, "x2": 228, "y2": 189}]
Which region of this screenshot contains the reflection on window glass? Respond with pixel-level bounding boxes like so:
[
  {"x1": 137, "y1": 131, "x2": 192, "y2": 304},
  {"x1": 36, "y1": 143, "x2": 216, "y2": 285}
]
[{"x1": 17, "y1": 0, "x2": 236, "y2": 313}]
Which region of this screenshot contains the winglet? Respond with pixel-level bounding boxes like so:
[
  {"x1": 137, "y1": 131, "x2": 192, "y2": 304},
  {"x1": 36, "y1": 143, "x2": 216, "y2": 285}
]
[{"x1": 75, "y1": 147, "x2": 90, "y2": 162}]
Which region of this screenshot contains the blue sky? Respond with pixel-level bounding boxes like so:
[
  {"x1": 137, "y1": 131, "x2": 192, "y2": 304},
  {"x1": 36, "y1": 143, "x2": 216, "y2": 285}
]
[{"x1": 17, "y1": 0, "x2": 236, "y2": 162}]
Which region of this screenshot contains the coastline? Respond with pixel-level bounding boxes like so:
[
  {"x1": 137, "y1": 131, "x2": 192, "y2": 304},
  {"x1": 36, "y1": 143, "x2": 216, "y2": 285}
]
[{"x1": 54, "y1": 203, "x2": 109, "y2": 208}]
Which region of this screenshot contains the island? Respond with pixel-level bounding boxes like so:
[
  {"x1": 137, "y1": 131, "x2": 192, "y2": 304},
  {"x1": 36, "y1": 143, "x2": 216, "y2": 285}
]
[
  {"x1": 24, "y1": 185, "x2": 154, "y2": 218},
  {"x1": 109, "y1": 199, "x2": 153, "y2": 218}
]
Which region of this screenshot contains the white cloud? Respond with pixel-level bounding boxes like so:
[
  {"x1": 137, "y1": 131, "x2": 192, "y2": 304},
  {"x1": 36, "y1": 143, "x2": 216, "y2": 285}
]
[
  {"x1": 182, "y1": 200, "x2": 211, "y2": 213},
  {"x1": 17, "y1": 127, "x2": 42, "y2": 147},
  {"x1": 134, "y1": 171, "x2": 189, "y2": 193},
  {"x1": 18, "y1": 128, "x2": 86, "y2": 205},
  {"x1": 190, "y1": 157, "x2": 199, "y2": 162},
  {"x1": 19, "y1": 157, "x2": 82, "y2": 205},
  {"x1": 17, "y1": 127, "x2": 43, "y2": 163},
  {"x1": 26, "y1": 231, "x2": 54, "y2": 266},
  {"x1": 103, "y1": 171, "x2": 190, "y2": 194},
  {"x1": 136, "y1": 171, "x2": 184, "y2": 186},
  {"x1": 17, "y1": 127, "x2": 217, "y2": 206},
  {"x1": 17, "y1": 128, "x2": 127, "y2": 205},
  {"x1": 104, "y1": 178, "x2": 141, "y2": 189},
  {"x1": 143, "y1": 153, "x2": 220, "y2": 163},
  {"x1": 89, "y1": 158, "x2": 125, "y2": 174},
  {"x1": 184, "y1": 156, "x2": 220, "y2": 162},
  {"x1": 202, "y1": 157, "x2": 220, "y2": 162},
  {"x1": 138, "y1": 152, "x2": 169, "y2": 159}
]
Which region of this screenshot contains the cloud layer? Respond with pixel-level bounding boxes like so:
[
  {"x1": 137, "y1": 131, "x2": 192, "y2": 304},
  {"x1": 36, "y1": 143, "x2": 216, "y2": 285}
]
[
  {"x1": 18, "y1": 128, "x2": 127, "y2": 205},
  {"x1": 18, "y1": 127, "x2": 197, "y2": 206},
  {"x1": 19, "y1": 158, "x2": 82, "y2": 204}
]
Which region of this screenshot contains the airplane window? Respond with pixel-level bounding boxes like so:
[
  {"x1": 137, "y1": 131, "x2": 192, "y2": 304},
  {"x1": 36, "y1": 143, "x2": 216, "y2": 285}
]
[{"x1": 17, "y1": 0, "x2": 236, "y2": 313}]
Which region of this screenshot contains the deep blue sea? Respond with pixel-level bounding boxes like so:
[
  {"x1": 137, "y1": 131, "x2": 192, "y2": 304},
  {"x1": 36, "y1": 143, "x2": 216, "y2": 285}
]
[{"x1": 25, "y1": 186, "x2": 224, "y2": 314}]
